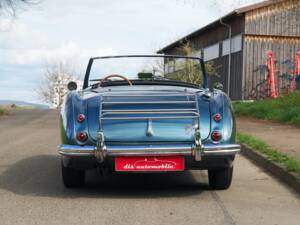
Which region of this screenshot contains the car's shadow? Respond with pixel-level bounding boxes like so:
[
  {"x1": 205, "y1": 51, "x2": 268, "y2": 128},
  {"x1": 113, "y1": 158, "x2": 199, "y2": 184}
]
[{"x1": 0, "y1": 155, "x2": 209, "y2": 198}]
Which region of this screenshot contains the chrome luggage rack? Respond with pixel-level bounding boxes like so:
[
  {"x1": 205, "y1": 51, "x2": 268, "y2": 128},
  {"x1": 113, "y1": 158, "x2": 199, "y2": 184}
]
[
  {"x1": 94, "y1": 92, "x2": 204, "y2": 162},
  {"x1": 99, "y1": 92, "x2": 200, "y2": 123}
]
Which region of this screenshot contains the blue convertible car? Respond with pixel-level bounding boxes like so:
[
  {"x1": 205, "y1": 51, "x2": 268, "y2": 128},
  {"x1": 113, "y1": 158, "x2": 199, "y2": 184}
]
[{"x1": 59, "y1": 55, "x2": 240, "y2": 189}]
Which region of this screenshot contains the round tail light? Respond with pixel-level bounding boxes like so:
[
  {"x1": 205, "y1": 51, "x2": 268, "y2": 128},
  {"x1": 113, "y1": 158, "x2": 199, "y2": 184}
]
[
  {"x1": 77, "y1": 114, "x2": 85, "y2": 123},
  {"x1": 77, "y1": 131, "x2": 88, "y2": 142},
  {"x1": 211, "y1": 131, "x2": 222, "y2": 142},
  {"x1": 213, "y1": 113, "x2": 222, "y2": 122}
]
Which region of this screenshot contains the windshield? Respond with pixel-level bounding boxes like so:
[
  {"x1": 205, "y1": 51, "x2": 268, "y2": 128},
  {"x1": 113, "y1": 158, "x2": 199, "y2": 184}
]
[{"x1": 84, "y1": 55, "x2": 205, "y2": 88}]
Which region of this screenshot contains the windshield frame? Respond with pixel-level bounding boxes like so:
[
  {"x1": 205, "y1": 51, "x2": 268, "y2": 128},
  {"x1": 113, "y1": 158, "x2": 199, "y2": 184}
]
[{"x1": 83, "y1": 54, "x2": 207, "y2": 89}]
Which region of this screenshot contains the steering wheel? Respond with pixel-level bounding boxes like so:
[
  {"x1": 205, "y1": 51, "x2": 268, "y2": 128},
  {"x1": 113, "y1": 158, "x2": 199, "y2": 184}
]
[{"x1": 97, "y1": 74, "x2": 132, "y2": 87}]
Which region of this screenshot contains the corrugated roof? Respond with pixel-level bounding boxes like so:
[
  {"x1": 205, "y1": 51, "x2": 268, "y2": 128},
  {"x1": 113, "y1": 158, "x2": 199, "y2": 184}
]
[{"x1": 157, "y1": 0, "x2": 282, "y2": 53}]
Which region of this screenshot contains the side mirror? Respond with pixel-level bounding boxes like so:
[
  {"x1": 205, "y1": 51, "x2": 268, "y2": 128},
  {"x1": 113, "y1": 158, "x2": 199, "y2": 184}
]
[
  {"x1": 67, "y1": 81, "x2": 77, "y2": 91},
  {"x1": 213, "y1": 82, "x2": 223, "y2": 91}
]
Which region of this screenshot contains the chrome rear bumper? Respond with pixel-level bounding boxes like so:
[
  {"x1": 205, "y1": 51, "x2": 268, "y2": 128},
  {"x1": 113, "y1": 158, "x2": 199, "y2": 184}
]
[{"x1": 58, "y1": 143, "x2": 240, "y2": 161}]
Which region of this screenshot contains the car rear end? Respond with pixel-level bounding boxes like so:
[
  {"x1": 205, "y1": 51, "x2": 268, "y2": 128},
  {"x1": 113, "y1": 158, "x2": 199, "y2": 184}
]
[{"x1": 59, "y1": 87, "x2": 240, "y2": 189}]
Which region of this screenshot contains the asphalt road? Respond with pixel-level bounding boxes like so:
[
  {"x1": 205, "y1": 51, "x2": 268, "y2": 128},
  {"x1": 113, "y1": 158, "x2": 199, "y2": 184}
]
[{"x1": 0, "y1": 109, "x2": 299, "y2": 225}]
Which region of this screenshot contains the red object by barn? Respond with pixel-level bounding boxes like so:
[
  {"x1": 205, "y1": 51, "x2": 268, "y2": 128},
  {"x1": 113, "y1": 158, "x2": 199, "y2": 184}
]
[{"x1": 266, "y1": 50, "x2": 278, "y2": 98}]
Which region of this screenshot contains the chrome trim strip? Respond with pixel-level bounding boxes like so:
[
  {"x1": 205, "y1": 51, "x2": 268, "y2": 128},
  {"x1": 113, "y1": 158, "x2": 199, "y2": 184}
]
[
  {"x1": 102, "y1": 101, "x2": 196, "y2": 104},
  {"x1": 101, "y1": 94, "x2": 197, "y2": 97},
  {"x1": 102, "y1": 111, "x2": 199, "y2": 116},
  {"x1": 58, "y1": 145, "x2": 95, "y2": 156},
  {"x1": 102, "y1": 108, "x2": 198, "y2": 112},
  {"x1": 58, "y1": 144, "x2": 240, "y2": 158},
  {"x1": 202, "y1": 144, "x2": 240, "y2": 155},
  {"x1": 202, "y1": 149, "x2": 240, "y2": 155},
  {"x1": 203, "y1": 144, "x2": 241, "y2": 151},
  {"x1": 100, "y1": 115, "x2": 199, "y2": 120}
]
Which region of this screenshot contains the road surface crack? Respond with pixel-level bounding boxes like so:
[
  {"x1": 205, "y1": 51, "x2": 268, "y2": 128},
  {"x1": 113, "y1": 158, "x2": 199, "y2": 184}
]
[{"x1": 210, "y1": 191, "x2": 236, "y2": 225}]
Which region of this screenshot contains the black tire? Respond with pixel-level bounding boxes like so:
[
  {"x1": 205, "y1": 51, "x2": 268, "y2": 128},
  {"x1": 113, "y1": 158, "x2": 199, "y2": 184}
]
[
  {"x1": 61, "y1": 163, "x2": 85, "y2": 188},
  {"x1": 208, "y1": 167, "x2": 233, "y2": 190}
]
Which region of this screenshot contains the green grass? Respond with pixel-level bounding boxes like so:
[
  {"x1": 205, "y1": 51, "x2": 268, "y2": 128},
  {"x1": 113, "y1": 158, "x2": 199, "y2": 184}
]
[
  {"x1": 14, "y1": 105, "x2": 34, "y2": 110},
  {"x1": 237, "y1": 133, "x2": 300, "y2": 177},
  {"x1": 233, "y1": 91, "x2": 300, "y2": 127}
]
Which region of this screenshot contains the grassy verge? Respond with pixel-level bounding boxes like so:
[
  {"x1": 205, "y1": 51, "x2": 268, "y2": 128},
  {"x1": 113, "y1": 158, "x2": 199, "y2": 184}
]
[
  {"x1": 13, "y1": 105, "x2": 34, "y2": 110},
  {"x1": 237, "y1": 133, "x2": 300, "y2": 177},
  {"x1": 233, "y1": 91, "x2": 300, "y2": 127}
]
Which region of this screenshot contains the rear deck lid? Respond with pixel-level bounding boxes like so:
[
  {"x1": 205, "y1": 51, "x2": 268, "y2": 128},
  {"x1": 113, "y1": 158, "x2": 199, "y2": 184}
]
[{"x1": 97, "y1": 91, "x2": 209, "y2": 143}]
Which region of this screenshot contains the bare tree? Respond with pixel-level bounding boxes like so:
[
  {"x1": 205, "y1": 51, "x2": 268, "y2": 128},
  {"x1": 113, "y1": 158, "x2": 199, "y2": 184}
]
[
  {"x1": 36, "y1": 61, "x2": 80, "y2": 108},
  {"x1": 0, "y1": 0, "x2": 39, "y2": 16}
]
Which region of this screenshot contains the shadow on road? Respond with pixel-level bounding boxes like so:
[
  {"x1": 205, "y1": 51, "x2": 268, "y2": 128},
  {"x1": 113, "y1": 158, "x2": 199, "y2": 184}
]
[{"x1": 0, "y1": 155, "x2": 208, "y2": 198}]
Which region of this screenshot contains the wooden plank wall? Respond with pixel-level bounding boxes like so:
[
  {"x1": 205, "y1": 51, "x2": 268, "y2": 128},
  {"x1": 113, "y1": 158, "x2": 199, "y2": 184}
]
[
  {"x1": 242, "y1": 35, "x2": 300, "y2": 99},
  {"x1": 242, "y1": 0, "x2": 300, "y2": 99},
  {"x1": 209, "y1": 51, "x2": 243, "y2": 100},
  {"x1": 245, "y1": 0, "x2": 300, "y2": 37}
]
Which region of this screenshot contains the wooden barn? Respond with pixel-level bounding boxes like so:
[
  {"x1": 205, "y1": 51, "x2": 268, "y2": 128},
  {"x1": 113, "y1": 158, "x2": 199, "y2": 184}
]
[{"x1": 157, "y1": 0, "x2": 300, "y2": 100}]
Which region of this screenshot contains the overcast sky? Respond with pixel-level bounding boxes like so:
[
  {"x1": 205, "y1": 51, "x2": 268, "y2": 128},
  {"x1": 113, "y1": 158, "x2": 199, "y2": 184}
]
[{"x1": 0, "y1": 0, "x2": 260, "y2": 104}]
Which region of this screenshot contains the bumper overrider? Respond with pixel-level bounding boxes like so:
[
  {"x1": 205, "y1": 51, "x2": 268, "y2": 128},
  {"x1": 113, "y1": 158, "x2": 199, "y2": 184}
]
[{"x1": 58, "y1": 132, "x2": 240, "y2": 162}]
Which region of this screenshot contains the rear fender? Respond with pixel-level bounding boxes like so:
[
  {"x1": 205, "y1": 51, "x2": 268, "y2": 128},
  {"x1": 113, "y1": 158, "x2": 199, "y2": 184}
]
[
  {"x1": 209, "y1": 91, "x2": 235, "y2": 144},
  {"x1": 60, "y1": 92, "x2": 89, "y2": 145}
]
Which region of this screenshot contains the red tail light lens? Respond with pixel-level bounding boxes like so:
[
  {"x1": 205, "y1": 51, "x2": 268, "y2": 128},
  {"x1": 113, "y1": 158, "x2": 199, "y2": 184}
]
[
  {"x1": 213, "y1": 113, "x2": 221, "y2": 122},
  {"x1": 211, "y1": 131, "x2": 222, "y2": 141},
  {"x1": 77, "y1": 114, "x2": 85, "y2": 123},
  {"x1": 77, "y1": 131, "x2": 88, "y2": 142}
]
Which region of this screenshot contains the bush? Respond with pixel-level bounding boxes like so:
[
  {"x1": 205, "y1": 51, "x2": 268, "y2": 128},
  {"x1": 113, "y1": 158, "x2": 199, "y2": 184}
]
[
  {"x1": 0, "y1": 107, "x2": 7, "y2": 116},
  {"x1": 234, "y1": 91, "x2": 300, "y2": 127}
]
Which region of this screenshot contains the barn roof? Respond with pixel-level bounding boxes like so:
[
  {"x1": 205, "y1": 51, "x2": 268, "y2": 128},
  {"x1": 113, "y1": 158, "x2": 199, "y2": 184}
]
[{"x1": 157, "y1": 0, "x2": 283, "y2": 53}]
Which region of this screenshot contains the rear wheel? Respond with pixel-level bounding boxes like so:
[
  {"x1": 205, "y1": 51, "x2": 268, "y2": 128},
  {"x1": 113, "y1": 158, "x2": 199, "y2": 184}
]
[
  {"x1": 61, "y1": 163, "x2": 85, "y2": 188},
  {"x1": 208, "y1": 167, "x2": 233, "y2": 190}
]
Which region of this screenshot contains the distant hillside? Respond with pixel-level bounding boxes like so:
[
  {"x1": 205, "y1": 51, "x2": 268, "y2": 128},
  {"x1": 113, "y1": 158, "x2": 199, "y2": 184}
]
[{"x1": 0, "y1": 100, "x2": 49, "y2": 109}]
